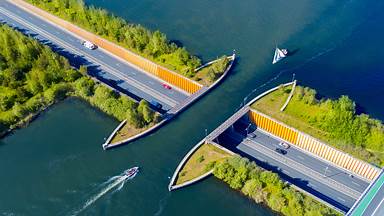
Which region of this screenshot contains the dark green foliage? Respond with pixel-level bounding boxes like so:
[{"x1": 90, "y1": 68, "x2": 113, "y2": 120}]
[
  {"x1": 207, "y1": 56, "x2": 229, "y2": 82},
  {"x1": 0, "y1": 24, "x2": 157, "y2": 135},
  {"x1": 213, "y1": 156, "x2": 340, "y2": 216},
  {"x1": 0, "y1": 24, "x2": 78, "y2": 132},
  {"x1": 137, "y1": 100, "x2": 154, "y2": 124},
  {"x1": 27, "y1": 0, "x2": 201, "y2": 77},
  {"x1": 293, "y1": 87, "x2": 384, "y2": 165}
]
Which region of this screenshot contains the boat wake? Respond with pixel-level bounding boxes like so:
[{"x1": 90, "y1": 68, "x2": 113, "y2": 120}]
[
  {"x1": 154, "y1": 192, "x2": 171, "y2": 216},
  {"x1": 69, "y1": 171, "x2": 137, "y2": 216}
]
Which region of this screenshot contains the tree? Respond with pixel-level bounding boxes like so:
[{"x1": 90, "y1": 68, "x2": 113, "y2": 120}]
[
  {"x1": 137, "y1": 100, "x2": 154, "y2": 124},
  {"x1": 75, "y1": 77, "x2": 94, "y2": 97}
]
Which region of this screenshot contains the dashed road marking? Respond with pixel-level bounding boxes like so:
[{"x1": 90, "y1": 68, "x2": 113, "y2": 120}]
[
  {"x1": 337, "y1": 197, "x2": 346, "y2": 202},
  {"x1": 282, "y1": 170, "x2": 290, "y2": 174},
  {"x1": 297, "y1": 155, "x2": 305, "y2": 160},
  {"x1": 351, "y1": 181, "x2": 360, "y2": 187},
  {"x1": 0, "y1": 7, "x2": 179, "y2": 107}
]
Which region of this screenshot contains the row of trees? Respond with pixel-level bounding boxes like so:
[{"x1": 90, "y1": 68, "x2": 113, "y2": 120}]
[
  {"x1": 75, "y1": 77, "x2": 158, "y2": 128},
  {"x1": 27, "y1": 0, "x2": 202, "y2": 77},
  {"x1": 0, "y1": 24, "x2": 156, "y2": 135},
  {"x1": 290, "y1": 86, "x2": 384, "y2": 165},
  {"x1": 213, "y1": 156, "x2": 339, "y2": 216},
  {"x1": 207, "y1": 55, "x2": 229, "y2": 82}
]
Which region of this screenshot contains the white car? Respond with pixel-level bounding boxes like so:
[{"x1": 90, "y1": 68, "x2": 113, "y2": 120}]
[
  {"x1": 82, "y1": 40, "x2": 97, "y2": 50},
  {"x1": 279, "y1": 142, "x2": 290, "y2": 149}
]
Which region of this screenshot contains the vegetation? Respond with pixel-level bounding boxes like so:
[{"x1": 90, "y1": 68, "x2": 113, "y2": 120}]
[
  {"x1": 109, "y1": 119, "x2": 158, "y2": 144},
  {"x1": 213, "y1": 156, "x2": 340, "y2": 216},
  {"x1": 194, "y1": 56, "x2": 230, "y2": 85},
  {"x1": 0, "y1": 24, "x2": 156, "y2": 136},
  {"x1": 175, "y1": 143, "x2": 231, "y2": 185},
  {"x1": 252, "y1": 85, "x2": 384, "y2": 166},
  {"x1": 26, "y1": 0, "x2": 202, "y2": 78}
]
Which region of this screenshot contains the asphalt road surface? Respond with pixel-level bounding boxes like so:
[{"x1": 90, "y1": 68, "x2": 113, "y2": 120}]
[
  {"x1": 0, "y1": 1, "x2": 188, "y2": 111},
  {"x1": 217, "y1": 120, "x2": 371, "y2": 212}
]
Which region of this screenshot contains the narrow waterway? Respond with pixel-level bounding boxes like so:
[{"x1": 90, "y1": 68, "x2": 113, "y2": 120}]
[{"x1": 1, "y1": 0, "x2": 384, "y2": 215}]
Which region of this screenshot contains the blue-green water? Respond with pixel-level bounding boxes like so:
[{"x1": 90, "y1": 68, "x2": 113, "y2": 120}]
[{"x1": 1, "y1": 0, "x2": 384, "y2": 215}]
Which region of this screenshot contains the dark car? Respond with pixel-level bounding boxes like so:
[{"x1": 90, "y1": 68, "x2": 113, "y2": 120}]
[
  {"x1": 247, "y1": 132, "x2": 256, "y2": 138},
  {"x1": 150, "y1": 100, "x2": 162, "y2": 109},
  {"x1": 275, "y1": 148, "x2": 287, "y2": 155}
]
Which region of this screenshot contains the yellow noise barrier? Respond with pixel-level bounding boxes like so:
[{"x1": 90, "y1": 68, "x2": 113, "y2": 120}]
[
  {"x1": 249, "y1": 110, "x2": 298, "y2": 144},
  {"x1": 14, "y1": 0, "x2": 202, "y2": 94},
  {"x1": 248, "y1": 109, "x2": 380, "y2": 181}
]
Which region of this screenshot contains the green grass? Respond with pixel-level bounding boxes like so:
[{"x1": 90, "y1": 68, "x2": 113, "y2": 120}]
[
  {"x1": 110, "y1": 121, "x2": 156, "y2": 144},
  {"x1": 251, "y1": 85, "x2": 384, "y2": 165},
  {"x1": 175, "y1": 143, "x2": 231, "y2": 185},
  {"x1": 251, "y1": 85, "x2": 329, "y2": 141}
]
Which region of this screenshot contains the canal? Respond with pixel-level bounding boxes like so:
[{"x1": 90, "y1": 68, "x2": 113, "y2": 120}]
[{"x1": 1, "y1": 0, "x2": 384, "y2": 215}]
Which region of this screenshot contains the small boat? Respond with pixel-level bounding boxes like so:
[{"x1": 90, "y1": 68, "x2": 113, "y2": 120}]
[
  {"x1": 272, "y1": 47, "x2": 288, "y2": 64},
  {"x1": 124, "y1": 167, "x2": 139, "y2": 178}
]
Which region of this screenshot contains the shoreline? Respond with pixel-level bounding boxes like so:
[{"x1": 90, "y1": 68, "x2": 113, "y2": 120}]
[{"x1": 102, "y1": 53, "x2": 236, "y2": 149}]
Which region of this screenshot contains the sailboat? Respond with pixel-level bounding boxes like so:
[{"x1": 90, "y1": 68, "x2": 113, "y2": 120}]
[{"x1": 272, "y1": 47, "x2": 288, "y2": 64}]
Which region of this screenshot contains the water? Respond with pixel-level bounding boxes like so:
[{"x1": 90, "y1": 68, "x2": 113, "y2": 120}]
[{"x1": 1, "y1": 0, "x2": 384, "y2": 215}]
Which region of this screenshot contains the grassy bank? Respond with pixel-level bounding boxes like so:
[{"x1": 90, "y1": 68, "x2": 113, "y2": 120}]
[
  {"x1": 213, "y1": 155, "x2": 341, "y2": 216},
  {"x1": 251, "y1": 84, "x2": 384, "y2": 166},
  {"x1": 175, "y1": 143, "x2": 231, "y2": 185},
  {"x1": 24, "y1": 0, "x2": 232, "y2": 85},
  {"x1": 109, "y1": 121, "x2": 159, "y2": 144},
  {"x1": 0, "y1": 23, "x2": 157, "y2": 138},
  {"x1": 194, "y1": 56, "x2": 230, "y2": 86}
]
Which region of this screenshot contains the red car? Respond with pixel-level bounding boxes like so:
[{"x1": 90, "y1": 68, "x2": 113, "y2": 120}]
[{"x1": 162, "y1": 83, "x2": 172, "y2": 90}]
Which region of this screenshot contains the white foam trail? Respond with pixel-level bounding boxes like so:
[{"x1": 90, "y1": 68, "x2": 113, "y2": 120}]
[
  {"x1": 70, "y1": 173, "x2": 136, "y2": 216},
  {"x1": 154, "y1": 192, "x2": 171, "y2": 216}
]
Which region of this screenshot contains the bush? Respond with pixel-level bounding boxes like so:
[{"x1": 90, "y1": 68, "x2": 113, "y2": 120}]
[
  {"x1": 289, "y1": 86, "x2": 384, "y2": 165},
  {"x1": 26, "y1": 0, "x2": 202, "y2": 77},
  {"x1": 0, "y1": 23, "x2": 158, "y2": 134},
  {"x1": 213, "y1": 156, "x2": 340, "y2": 216},
  {"x1": 197, "y1": 155, "x2": 205, "y2": 163}
]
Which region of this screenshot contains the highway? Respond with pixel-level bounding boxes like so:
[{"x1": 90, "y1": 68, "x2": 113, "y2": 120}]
[
  {"x1": 348, "y1": 170, "x2": 384, "y2": 216},
  {"x1": 216, "y1": 120, "x2": 370, "y2": 212},
  {"x1": 235, "y1": 121, "x2": 369, "y2": 192},
  {"x1": 0, "y1": 1, "x2": 188, "y2": 111}
]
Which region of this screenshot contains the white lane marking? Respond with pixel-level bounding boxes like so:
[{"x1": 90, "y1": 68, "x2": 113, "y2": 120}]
[
  {"x1": 116, "y1": 63, "x2": 121, "y2": 66},
  {"x1": 308, "y1": 183, "x2": 317, "y2": 189},
  {"x1": 282, "y1": 170, "x2": 290, "y2": 174},
  {"x1": 98, "y1": 54, "x2": 104, "y2": 59},
  {"x1": 297, "y1": 155, "x2": 305, "y2": 160},
  {"x1": 371, "y1": 197, "x2": 384, "y2": 216},
  {"x1": 337, "y1": 197, "x2": 346, "y2": 202},
  {"x1": 351, "y1": 181, "x2": 360, "y2": 187},
  {"x1": 0, "y1": 7, "x2": 178, "y2": 107},
  {"x1": 148, "y1": 81, "x2": 154, "y2": 85}
]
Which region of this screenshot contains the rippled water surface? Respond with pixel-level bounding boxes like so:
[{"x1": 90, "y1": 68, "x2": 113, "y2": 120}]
[{"x1": 1, "y1": 0, "x2": 384, "y2": 215}]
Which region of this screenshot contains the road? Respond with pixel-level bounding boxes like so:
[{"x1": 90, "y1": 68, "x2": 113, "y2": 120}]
[
  {"x1": 366, "y1": 183, "x2": 384, "y2": 216},
  {"x1": 216, "y1": 120, "x2": 371, "y2": 212},
  {"x1": 0, "y1": 1, "x2": 188, "y2": 111},
  {"x1": 348, "y1": 171, "x2": 384, "y2": 216}
]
